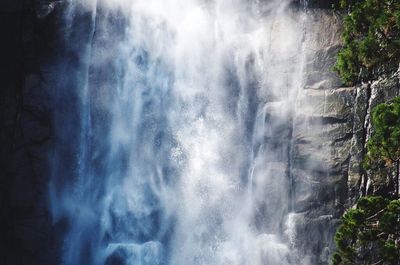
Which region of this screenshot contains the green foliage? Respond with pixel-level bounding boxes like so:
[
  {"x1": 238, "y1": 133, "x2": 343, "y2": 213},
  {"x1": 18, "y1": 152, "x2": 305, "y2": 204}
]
[
  {"x1": 333, "y1": 0, "x2": 400, "y2": 85},
  {"x1": 333, "y1": 98, "x2": 400, "y2": 264},
  {"x1": 333, "y1": 196, "x2": 400, "y2": 265},
  {"x1": 338, "y1": 0, "x2": 362, "y2": 9},
  {"x1": 364, "y1": 97, "x2": 400, "y2": 196}
]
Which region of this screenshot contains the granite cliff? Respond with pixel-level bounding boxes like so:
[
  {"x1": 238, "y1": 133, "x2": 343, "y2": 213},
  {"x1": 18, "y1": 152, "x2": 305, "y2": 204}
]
[{"x1": 289, "y1": 8, "x2": 400, "y2": 264}]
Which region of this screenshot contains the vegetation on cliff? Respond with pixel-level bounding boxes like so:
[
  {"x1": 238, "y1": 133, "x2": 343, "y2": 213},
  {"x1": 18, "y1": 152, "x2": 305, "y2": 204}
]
[
  {"x1": 333, "y1": 0, "x2": 400, "y2": 85},
  {"x1": 333, "y1": 1, "x2": 400, "y2": 261},
  {"x1": 333, "y1": 98, "x2": 400, "y2": 264},
  {"x1": 364, "y1": 97, "x2": 400, "y2": 197},
  {"x1": 332, "y1": 196, "x2": 400, "y2": 265}
]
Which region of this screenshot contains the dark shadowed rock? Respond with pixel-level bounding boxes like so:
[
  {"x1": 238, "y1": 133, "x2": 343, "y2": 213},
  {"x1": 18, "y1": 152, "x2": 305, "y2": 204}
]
[
  {"x1": 291, "y1": 0, "x2": 340, "y2": 9},
  {"x1": 35, "y1": 1, "x2": 62, "y2": 19}
]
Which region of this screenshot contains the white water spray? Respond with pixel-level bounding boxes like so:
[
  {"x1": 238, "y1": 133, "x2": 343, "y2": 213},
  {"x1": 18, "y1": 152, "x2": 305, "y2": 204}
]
[{"x1": 50, "y1": 0, "x2": 310, "y2": 264}]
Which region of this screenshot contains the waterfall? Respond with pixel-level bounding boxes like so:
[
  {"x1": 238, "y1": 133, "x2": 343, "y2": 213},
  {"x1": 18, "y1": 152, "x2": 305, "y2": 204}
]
[{"x1": 49, "y1": 0, "x2": 311, "y2": 264}]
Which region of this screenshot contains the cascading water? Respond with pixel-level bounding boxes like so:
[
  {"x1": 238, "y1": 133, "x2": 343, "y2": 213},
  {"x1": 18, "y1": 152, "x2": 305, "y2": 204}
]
[{"x1": 49, "y1": 0, "x2": 311, "y2": 264}]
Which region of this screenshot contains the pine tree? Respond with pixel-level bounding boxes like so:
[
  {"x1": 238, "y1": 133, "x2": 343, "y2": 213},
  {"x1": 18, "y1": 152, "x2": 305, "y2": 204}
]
[
  {"x1": 333, "y1": 0, "x2": 400, "y2": 85},
  {"x1": 365, "y1": 97, "x2": 400, "y2": 198}
]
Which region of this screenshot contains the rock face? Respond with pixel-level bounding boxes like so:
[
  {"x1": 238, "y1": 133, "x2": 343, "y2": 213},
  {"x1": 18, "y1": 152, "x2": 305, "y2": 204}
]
[
  {"x1": 289, "y1": 8, "x2": 400, "y2": 265},
  {"x1": 292, "y1": 75, "x2": 400, "y2": 264},
  {"x1": 285, "y1": 9, "x2": 345, "y2": 264}
]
